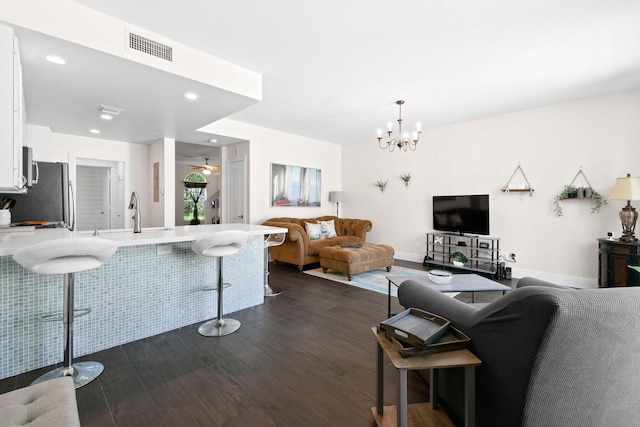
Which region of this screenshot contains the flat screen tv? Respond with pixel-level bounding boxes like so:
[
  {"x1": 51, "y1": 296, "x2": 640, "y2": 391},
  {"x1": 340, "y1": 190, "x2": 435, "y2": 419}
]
[{"x1": 432, "y1": 194, "x2": 490, "y2": 235}]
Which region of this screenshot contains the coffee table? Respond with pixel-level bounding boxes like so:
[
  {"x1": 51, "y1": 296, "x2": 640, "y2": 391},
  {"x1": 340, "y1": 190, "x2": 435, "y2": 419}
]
[{"x1": 386, "y1": 274, "x2": 511, "y2": 318}]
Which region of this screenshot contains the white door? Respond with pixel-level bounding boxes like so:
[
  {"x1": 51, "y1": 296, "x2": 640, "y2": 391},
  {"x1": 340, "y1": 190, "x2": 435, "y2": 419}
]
[
  {"x1": 227, "y1": 156, "x2": 246, "y2": 224},
  {"x1": 74, "y1": 160, "x2": 125, "y2": 230},
  {"x1": 76, "y1": 165, "x2": 110, "y2": 231}
]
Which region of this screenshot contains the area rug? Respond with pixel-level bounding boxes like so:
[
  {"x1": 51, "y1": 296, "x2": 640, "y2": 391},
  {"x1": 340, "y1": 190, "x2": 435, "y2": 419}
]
[{"x1": 303, "y1": 266, "x2": 445, "y2": 297}]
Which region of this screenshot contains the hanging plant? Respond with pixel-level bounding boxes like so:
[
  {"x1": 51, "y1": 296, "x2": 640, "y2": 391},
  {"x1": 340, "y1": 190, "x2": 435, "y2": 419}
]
[
  {"x1": 375, "y1": 179, "x2": 388, "y2": 193},
  {"x1": 553, "y1": 185, "x2": 577, "y2": 216},
  {"x1": 553, "y1": 168, "x2": 606, "y2": 217},
  {"x1": 590, "y1": 189, "x2": 607, "y2": 213},
  {"x1": 553, "y1": 185, "x2": 607, "y2": 216},
  {"x1": 400, "y1": 173, "x2": 412, "y2": 188}
]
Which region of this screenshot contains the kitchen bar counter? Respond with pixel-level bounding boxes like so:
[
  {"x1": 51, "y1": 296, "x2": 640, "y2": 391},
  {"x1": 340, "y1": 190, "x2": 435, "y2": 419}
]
[
  {"x1": 0, "y1": 224, "x2": 286, "y2": 255},
  {"x1": 0, "y1": 224, "x2": 286, "y2": 380}
]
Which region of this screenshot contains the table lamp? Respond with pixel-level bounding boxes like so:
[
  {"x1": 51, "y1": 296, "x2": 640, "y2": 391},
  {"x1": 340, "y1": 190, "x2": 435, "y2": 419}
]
[
  {"x1": 608, "y1": 173, "x2": 640, "y2": 242},
  {"x1": 329, "y1": 191, "x2": 344, "y2": 217}
]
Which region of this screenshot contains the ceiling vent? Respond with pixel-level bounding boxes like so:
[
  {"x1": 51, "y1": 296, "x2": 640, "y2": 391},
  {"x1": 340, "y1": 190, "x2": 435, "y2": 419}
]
[{"x1": 128, "y1": 32, "x2": 173, "y2": 62}]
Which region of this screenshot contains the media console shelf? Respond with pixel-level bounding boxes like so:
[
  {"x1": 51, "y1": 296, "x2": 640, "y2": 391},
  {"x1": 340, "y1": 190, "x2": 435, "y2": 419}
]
[{"x1": 424, "y1": 232, "x2": 501, "y2": 277}]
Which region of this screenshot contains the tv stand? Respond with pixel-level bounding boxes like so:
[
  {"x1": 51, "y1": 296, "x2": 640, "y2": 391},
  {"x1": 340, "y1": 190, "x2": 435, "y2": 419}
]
[{"x1": 424, "y1": 231, "x2": 501, "y2": 277}]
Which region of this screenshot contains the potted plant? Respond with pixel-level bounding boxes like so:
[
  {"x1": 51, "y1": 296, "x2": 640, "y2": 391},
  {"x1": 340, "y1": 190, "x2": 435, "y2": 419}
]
[
  {"x1": 400, "y1": 173, "x2": 412, "y2": 189},
  {"x1": 450, "y1": 251, "x2": 468, "y2": 267},
  {"x1": 375, "y1": 179, "x2": 388, "y2": 193},
  {"x1": 553, "y1": 185, "x2": 578, "y2": 216}
]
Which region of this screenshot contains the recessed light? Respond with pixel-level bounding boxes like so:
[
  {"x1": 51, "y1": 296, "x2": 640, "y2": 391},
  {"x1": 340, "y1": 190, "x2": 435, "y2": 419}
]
[
  {"x1": 183, "y1": 92, "x2": 199, "y2": 100},
  {"x1": 100, "y1": 114, "x2": 113, "y2": 120},
  {"x1": 89, "y1": 129, "x2": 100, "y2": 134},
  {"x1": 45, "y1": 55, "x2": 66, "y2": 65},
  {"x1": 209, "y1": 138, "x2": 218, "y2": 143}
]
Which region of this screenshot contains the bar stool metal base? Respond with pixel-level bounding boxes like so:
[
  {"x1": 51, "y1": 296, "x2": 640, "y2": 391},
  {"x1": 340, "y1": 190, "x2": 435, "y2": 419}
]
[
  {"x1": 264, "y1": 284, "x2": 282, "y2": 297},
  {"x1": 198, "y1": 318, "x2": 241, "y2": 337},
  {"x1": 31, "y1": 361, "x2": 104, "y2": 389}
]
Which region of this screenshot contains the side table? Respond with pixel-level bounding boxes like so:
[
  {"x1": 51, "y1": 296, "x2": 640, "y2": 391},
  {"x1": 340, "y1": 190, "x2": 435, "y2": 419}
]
[{"x1": 372, "y1": 327, "x2": 481, "y2": 427}]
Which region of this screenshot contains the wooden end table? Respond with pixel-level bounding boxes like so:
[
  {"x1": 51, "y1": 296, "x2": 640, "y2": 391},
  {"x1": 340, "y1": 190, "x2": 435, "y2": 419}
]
[{"x1": 372, "y1": 327, "x2": 481, "y2": 427}]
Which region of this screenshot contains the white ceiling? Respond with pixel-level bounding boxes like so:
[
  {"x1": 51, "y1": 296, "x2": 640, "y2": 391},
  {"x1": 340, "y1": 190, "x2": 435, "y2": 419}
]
[{"x1": 9, "y1": 0, "x2": 640, "y2": 162}]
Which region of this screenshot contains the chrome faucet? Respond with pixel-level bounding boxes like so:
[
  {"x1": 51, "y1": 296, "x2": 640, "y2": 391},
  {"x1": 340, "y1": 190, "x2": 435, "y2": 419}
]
[{"x1": 128, "y1": 191, "x2": 141, "y2": 233}]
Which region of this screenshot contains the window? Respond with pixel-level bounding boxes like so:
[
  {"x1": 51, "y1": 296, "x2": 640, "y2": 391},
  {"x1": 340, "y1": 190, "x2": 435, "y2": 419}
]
[{"x1": 184, "y1": 172, "x2": 207, "y2": 223}]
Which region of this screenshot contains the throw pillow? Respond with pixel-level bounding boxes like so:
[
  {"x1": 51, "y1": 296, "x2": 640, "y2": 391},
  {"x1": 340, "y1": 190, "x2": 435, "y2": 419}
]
[
  {"x1": 305, "y1": 222, "x2": 323, "y2": 240},
  {"x1": 319, "y1": 220, "x2": 337, "y2": 238}
]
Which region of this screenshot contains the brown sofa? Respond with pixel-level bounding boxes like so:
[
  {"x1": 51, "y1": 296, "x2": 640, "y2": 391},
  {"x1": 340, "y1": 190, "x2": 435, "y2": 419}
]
[{"x1": 262, "y1": 216, "x2": 372, "y2": 270}]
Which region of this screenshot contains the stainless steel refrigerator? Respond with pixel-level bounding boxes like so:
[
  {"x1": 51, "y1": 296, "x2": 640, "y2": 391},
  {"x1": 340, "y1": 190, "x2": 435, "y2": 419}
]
[{"x1": 0, "y1": 162, "x2": 72, "y2": 228}]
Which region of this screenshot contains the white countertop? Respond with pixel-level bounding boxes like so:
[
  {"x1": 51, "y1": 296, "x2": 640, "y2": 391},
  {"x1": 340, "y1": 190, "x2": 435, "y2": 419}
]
[{"x1": 0, "y1": 224, "x2": 287, "y2": 256}]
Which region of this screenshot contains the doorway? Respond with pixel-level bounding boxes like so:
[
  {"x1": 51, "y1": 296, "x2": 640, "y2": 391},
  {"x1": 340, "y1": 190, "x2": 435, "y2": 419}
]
[{"x1": 70, "y1": 155, "x2": 126, "y2": 231}]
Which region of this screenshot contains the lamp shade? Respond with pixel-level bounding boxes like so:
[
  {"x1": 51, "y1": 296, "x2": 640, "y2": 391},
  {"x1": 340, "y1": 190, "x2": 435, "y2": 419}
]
[
  {"x1": 608, "y1": 175, "x2": 640, "y2": 201},
  {"x1": 329, "y1": 191, "x2": 344, "y2": 203}
]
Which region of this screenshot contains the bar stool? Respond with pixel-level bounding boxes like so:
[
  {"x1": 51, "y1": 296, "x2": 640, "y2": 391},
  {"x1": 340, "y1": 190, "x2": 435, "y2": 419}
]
[
  {"x1": 13, "y1": 237, "x2": 117, "y2": 388},
  {"x1": 263, "y1": 233, "x2": 285, "y2": 296},
  {"x1": 192, "y1": 230, "x2": 248, "y2": 337}
]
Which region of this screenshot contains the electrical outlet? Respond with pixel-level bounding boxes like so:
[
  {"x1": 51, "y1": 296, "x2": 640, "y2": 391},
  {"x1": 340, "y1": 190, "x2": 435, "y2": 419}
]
[{"x1": 415, "y1": 241, "x2": 421, "y2": 249}]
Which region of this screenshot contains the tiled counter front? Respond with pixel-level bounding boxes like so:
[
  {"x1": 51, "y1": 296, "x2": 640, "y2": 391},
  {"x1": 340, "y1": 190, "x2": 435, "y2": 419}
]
[{"x1": 0, "y1": 235, "x2": 264, "y2": 379}]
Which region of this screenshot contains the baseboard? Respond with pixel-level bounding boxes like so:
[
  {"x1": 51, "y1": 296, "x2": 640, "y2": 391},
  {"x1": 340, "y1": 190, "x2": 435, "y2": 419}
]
[
  {"x1": 395, "y1": 251, "x2": 425, "y2": 264},
  {"x1": 394, "y1": 252, "x2": 598, "y2": 289},
  {"x1": 509, "y1": 267, "x2": 598, "y2": 289}
]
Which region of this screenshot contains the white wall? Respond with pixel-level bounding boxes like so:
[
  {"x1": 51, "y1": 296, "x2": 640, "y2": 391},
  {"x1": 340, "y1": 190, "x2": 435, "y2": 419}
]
[
  {"x1": 343, "y1": 89, "x2": 640, "y2": 287},
  {"x1": 203, "y1": 119, "x2": 342, "y2": 224}
]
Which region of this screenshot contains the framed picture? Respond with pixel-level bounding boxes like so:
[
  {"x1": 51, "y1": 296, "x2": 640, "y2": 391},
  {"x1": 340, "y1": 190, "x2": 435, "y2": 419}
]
[{"x1": 271, "y1": 163, "x2": 321, "y2": 207}]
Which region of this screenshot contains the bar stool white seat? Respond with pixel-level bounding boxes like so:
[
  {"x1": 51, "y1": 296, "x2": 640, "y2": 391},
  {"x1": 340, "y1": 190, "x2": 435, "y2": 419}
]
[
  {"x1": 263, "y1": 233, "x2": 285, "y2": 296},
  {"x1": 13, "y1": 237, "x2": 117, "y2": 388},
  {"x1": 192, "y1": 230, "x2": 248, "y2": 337}
]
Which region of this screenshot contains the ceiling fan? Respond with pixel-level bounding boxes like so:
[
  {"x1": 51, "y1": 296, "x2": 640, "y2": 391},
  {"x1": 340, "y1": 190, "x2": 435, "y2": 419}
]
[{"x1": 188, "y1": 158, "x2": 220, "y2": 175}]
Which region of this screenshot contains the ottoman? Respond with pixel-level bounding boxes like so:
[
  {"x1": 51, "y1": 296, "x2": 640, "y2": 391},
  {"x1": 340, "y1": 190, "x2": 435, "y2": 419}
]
[
  {"x1": 319, "y1": 243, "x2": 394, "y2": 280},
  {"x1": 0, "y1": 376, "x2": 80, "y2": 427}
]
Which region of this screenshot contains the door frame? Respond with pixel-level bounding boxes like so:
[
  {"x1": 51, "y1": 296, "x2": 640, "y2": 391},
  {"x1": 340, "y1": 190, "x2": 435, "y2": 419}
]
[{"x1": 68, "y1": 152, "x2": 128, "y2": 230}]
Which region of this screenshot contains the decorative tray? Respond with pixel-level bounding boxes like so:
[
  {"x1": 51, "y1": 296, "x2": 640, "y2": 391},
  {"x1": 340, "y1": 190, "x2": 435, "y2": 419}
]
[
  {"x1": 383, "y1": 325, "x2": 471, "y2": 358},
  {"x1": 378, "y1": 308, "x2": 450, "y2": 349}
]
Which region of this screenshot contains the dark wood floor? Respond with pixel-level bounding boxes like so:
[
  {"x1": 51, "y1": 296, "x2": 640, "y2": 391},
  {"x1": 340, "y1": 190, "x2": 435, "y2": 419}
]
[{"x1": 0, "y1": 260, "x2": 513, "y2": 426}]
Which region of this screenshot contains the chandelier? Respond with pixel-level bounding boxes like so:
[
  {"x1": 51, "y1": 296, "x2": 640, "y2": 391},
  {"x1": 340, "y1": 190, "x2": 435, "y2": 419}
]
[{"x1": 377, "y1": 100, "x2": 422, "y2": 152}]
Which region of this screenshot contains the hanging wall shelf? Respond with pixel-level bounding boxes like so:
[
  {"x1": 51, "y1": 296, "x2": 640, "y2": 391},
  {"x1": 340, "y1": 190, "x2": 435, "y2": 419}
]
[
  {"x1": 552, "y1": 167, "x2": 607, "y2": 216},
  {"x1": 501, "y1": 164, "x2": 534, "y2": 195}
]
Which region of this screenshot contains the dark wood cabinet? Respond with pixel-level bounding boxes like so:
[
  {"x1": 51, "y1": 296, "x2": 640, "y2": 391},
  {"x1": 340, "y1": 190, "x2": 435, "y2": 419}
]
[{"x1": 598, "y1": 239, "x2": 640, "y2": 287}]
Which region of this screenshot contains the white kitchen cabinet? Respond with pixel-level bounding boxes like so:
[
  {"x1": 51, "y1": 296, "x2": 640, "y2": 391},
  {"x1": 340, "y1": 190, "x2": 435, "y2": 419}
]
[{"x1": 0, "y1": 24, "x2": 25, "y2": 193}]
